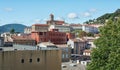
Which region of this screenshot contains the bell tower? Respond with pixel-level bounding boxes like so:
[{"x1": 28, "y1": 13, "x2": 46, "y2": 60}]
[{"x1": 50, "y1": 14, "x2": 54, "y2": 21}]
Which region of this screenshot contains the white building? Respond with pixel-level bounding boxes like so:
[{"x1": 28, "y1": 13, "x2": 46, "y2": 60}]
[
  {"x1": 24, "y1": 27, "x2": 32, "y2": 34},
  {"x1": 67, "y1": 38, "x2": 87, "y2": 55},
  {"x1": 82, "y1": 25, "x2": 99, "y2": 34},
  {"x1": 49, "y1": 25, "x2": 71, "y2": 32},
  {"x1": 83, "y1": 37, "x2": 97, "y2": 48},
  {"x1": 70, "y1": 24, "x2": 82, "y2": 31}
]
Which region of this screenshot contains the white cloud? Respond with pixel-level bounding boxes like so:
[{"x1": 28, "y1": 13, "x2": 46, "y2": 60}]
[
  {"x1": 81, "y1": 12, "x2": 91, "y2": 17},
  {"x1": 4, "y1": 8, "x2": 13, "y2": 12},
  {"x1": 68, "y1": 13, "x2": 78, "y2": 19},
  {"x1": 89, "y1": 8, "x2": 97, "y2": 13}
]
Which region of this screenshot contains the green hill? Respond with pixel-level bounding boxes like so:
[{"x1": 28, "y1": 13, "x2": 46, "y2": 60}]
[
  {"x1": 84, "y1": 9, "x2": 120, "y2": 24},
  {"x1": 0, "y1": 23, "x2": 27, "y2": 33}
]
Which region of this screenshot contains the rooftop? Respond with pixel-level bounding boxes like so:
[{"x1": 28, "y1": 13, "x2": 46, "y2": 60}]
[
  {"x1": 32, "y1": 24, "x2": 48, "y2": 26},
  {"x1": 84, "y1": 50, "x2": 91, "y2": 53},
  {"x1": 12, "y1": 36, "x2": 34, "y2": 40}
]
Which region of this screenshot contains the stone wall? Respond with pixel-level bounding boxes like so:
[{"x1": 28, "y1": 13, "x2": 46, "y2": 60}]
[{"x1": 0, "y1": 50, "x2": 61, "y2": 70}]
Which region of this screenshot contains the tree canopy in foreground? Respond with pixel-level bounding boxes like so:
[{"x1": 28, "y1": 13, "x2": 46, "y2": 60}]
[{"x1": 87, "y1": 18, "x2": 120, "y2": 70}]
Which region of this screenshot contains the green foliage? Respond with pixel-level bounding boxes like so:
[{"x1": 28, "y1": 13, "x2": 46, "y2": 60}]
[
  {"x1": 79, "y1": 31, "x2": 87, "y2": 37},
  {"x1": 84, "y1": 9, "x2": 120, "y2": 24},
  {"x1": 87, "y1": 32, "x2": 94, "y2": 37},
  {"x1": 87, "y1": 18, "x2": 120, "y2": 70},
  {"x1": 72, "y1": 30, "x2": 95, "y2": 37},
  {"x1": 10, "y1": 28, "x2": 15, "y2": 34},
  {"x1": 0, "y1": 23, "x2": 27, "y2": 33}
]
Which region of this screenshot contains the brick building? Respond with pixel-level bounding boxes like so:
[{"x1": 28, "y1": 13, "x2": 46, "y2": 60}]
[
  {"x1": 31, "y1": 30, "x2": 67, "y2": 44},
  {"x1": 66, "y1": 33, "x2": 75, "y2": 40}
]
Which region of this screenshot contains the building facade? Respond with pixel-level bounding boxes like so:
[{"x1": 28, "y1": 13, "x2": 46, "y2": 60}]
[
  {"x1": 56, "y1": 44, "x2": 71, "y2": 62},
  {"x1": 37, "y1": 42, "x2": 71, "y2": 62},
  {"x1": 67, "y1": 38, "x2": 87, "y2": 55},
  {"x1": 49, "y1": 25, "x2": 71, "y2": 32},
  {"x1": 83, "y1": 50, "x2": 91, "y2": 56},
  {"x1": 70, "y1": 24, "x2": 82, "y2": 31},
  {"x1": 0, "y1": 37, "x2": 4, "y2": 47},
  {"x1": 32, "y1": 24, "x2": 49, "y2": 32},
  {"x1": 66, "y1": 33, "x2": 75, "y2": 40},
  {"x1": 12, "y1": 36, "x2": 36, "y2": 46},
  {"x1": 31, "y1": 30, "x2": 67, "y2": 44},
  {"x1": 0, "y1": 50, "x2": 61, "y2": 70},
  {"x1": 82, "y1": 25, "x2": 99, "y2": 34},
  {"x1": 24, "y1": 27, "x2": 32, "y2": 34}
]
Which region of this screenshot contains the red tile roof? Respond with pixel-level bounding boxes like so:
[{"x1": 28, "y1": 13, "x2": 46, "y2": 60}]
[
  {"x1": 70, "y1": 38, "x2": 87, "y2": 42},
  {"x1": 12, "y1": 36, "x2": 34, "y2": 40},
  {"x1": 32, "y1": 24, "x2": 48, "y2": 26},
  {"x1": 70, "y1": 24, "x2": 82, "y2": 26}
]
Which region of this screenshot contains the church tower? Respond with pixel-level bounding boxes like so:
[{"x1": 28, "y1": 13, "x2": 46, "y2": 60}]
[{"x1": 50, "y1": 14, "x2": 54, "y2": 21}]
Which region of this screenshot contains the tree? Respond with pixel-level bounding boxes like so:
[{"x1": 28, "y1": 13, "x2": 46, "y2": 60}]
[
  {"x1": 87, "y1": 32, "x2": 94, "y2": 37},
  {"x1": 10, "y1": 28, "x2": 15, "y2": 34},
  {"x1": 79, "y1": 31, "x2": 87, "y2": 37},
  {"x1": 87, "y1": 18, "x2": 120, "y2": 70}
]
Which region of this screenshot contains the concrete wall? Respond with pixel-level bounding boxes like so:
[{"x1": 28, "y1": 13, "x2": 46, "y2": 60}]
[{"x1": 0, "y1": 50, "x2": 61, "y2": 70}]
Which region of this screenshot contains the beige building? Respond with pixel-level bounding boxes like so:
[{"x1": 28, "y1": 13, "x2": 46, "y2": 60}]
[
  {"x1": 37, "y1": 42, "x2": 71, "y2": 62},
  {"x1": 12, "y1": 36, "x2": 36, "y2": 46},
  {"x1": 56, "y1": 44, "x2": 71, "y2": 62},
  {"x1": 32, "y1": 24, "x2": 49, "y2": 32},
  {"x1": 67, "y1": 38, "x2": 87, "y2": 55},
  {"x1": 0, "y1": 49, "x2": 61, "y2": 70}
]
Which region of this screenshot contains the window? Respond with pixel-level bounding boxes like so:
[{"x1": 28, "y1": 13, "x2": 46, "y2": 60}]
[
  {"x1": 62, "y1": 54, "x2": 65, "y2": 58},
  {"x1": 66, "y1": 54, "x2": 68, "y2": 58},
  {"x1": 21, "y1": 59, "x2": 24, "y2": 63},
  {"x1": 39, "y1": 32, "x2": 43, "y2": 35},
  {"x1": 29, "y1": 59, "x2": 32, "y2": 63},
  {"x1": 37, "y1": 58, "x2": 40, "y2": 62},
  {"x1": 83, "y1": 62, "x2": 85, "y2": 64}
]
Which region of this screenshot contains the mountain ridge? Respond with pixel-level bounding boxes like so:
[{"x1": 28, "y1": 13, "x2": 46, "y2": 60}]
[
  {"x1": 0, "y1": 23, "x2": 27, "y2": 33},
  {"x1": 84, "y1": 9, "x2": 120, "y2": 24}
]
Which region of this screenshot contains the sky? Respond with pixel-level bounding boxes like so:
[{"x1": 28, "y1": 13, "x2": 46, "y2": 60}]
[{"x1": 0, "y1": 0, "x2": 120, "y2": 26}]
